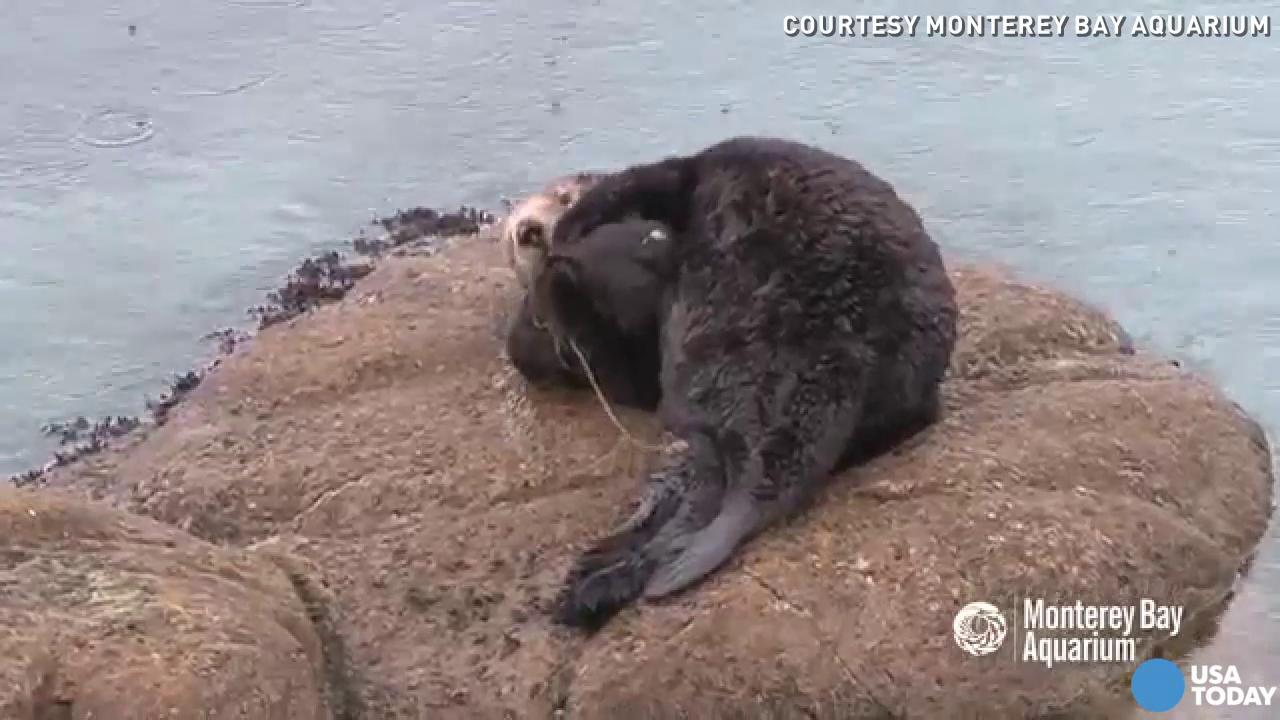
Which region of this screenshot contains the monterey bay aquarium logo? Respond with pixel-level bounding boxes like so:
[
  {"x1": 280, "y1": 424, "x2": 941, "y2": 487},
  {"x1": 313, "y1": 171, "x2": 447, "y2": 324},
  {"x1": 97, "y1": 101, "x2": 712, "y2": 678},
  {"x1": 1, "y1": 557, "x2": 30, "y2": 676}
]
[{"x1": 953, "y1": 599, "x2": 1277, "y2": 711}]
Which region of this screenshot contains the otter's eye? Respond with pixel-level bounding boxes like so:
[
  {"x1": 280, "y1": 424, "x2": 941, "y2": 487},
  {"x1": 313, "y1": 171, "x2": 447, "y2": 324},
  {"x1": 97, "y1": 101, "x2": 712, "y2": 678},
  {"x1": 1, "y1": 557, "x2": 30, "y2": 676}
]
[
  {"x1": 556, "y1": 191, "x2": 572, "y2": 205},
  {"x1": 517, "y1": 224, "x2": 544, "y2": 248}
]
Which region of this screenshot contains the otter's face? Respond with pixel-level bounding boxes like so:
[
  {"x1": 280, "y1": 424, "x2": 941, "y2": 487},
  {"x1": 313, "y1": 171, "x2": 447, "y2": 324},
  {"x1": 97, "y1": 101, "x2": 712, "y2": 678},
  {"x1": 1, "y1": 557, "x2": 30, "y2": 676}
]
[
  {"x1": 502, "y1": 194, "x2": 559, "y2": 289},
  {"x1": 501, "y1": 173, "x2": 603, "y2": 288}
]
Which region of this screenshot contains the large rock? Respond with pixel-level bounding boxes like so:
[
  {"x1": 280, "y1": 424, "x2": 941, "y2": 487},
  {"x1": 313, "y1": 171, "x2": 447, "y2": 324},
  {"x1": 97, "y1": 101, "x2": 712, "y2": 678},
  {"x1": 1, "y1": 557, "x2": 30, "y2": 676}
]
[
  {"x1": 42, "y1": 234, "x2": 1273, "y2": 718},
  {"x1": 0, "y1": 487, "x2": 336, "y2": 719}
]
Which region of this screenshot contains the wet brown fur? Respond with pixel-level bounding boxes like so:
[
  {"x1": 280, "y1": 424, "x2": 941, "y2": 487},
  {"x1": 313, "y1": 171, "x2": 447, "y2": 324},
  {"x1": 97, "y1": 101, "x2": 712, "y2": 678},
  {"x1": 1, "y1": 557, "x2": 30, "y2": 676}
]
[
  {"x1": 506, "y1": 220, "x2": 674, "y2": 412},
  {"x1": 542, "y1": 136, "x2": 960, "y2": 630}
]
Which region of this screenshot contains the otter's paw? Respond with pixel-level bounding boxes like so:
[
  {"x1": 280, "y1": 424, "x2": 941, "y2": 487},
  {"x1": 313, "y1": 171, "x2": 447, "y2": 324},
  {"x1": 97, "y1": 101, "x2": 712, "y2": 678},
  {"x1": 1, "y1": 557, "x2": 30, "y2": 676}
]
[{"x1": 552, "y1": 537, "x2": 657, "y2": 631}]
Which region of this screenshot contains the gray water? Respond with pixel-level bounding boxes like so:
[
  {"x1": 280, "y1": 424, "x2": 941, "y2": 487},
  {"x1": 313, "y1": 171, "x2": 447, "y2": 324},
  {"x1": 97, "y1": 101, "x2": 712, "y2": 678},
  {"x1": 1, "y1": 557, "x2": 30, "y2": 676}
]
[{"x1": 2, "y1": 0, "x2": 1277, "y2": 712}]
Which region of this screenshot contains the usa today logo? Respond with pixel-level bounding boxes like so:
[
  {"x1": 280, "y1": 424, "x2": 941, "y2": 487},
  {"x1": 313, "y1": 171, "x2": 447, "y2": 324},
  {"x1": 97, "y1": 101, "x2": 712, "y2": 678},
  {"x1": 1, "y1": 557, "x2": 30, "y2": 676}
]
[{"x1": 1131, "y1": 659, "x2": 1276, "y2": 712}]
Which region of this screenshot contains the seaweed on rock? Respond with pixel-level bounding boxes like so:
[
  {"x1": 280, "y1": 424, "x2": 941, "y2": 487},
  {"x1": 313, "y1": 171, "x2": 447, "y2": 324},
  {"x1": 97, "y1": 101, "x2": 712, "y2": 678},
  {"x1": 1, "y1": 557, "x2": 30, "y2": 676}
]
[
  {"x1": 146, "y1": 371, "x2": 203, "y2": 426},
  {"x1": 11, "y1": 415, "x2": 142, "y2": 487},
  {"x1": 249, "y1": 251, "x2": 375, "y2": 329},
  {"x1": 354, "y1": 206, "x2": 494, "y2": 256},
  {"x1": 252, "y1": 206, "x2": 494, "y2": 328}
]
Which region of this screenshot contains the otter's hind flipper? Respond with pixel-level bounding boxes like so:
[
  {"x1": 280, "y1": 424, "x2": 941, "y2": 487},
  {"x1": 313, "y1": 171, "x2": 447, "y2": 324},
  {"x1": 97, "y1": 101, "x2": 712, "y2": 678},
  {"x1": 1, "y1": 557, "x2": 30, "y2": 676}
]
[
  {"x1": 554, "y1": 449, "x2": 723, "y2": 630},
  {"x1": 643, "y1": 491, "x2": 764, "y2": 599},
  {"x1": 553, "y1": 532, "x2": 660, "y2": 630},
  {"x1": 553, "y1": 472, "x2": 686, "y2": 630}
]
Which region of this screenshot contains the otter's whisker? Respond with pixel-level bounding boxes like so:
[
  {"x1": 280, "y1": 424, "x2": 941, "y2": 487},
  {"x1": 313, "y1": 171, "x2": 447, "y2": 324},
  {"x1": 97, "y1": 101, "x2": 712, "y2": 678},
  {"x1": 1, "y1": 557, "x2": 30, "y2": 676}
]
[{"x1": 568, "y1": 337, "x2": 664, "y2": 453}]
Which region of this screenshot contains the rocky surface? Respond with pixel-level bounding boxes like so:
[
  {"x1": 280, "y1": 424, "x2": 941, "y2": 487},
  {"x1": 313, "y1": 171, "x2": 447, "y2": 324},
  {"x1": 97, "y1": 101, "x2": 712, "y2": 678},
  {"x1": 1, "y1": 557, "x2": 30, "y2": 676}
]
[
  {"x1": 0, "y1": 487, "x2": 337, "y2": 719},
  {"x1": 12, "y1": 230, "x2": 1275, "y2": 718}
]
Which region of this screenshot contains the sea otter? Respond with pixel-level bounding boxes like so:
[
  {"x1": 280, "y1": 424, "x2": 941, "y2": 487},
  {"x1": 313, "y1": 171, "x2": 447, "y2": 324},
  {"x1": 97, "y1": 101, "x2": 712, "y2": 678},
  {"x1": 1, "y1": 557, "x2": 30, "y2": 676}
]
[
  {"x1": 500, "y1": 172, "x2": 603, "y2": 289},
  {"x1": 505, "y1": 219, "x2": 674, "y2": 411},
  {"x1": 540, "y1": 136, "x2": 959, "y2": 629}
]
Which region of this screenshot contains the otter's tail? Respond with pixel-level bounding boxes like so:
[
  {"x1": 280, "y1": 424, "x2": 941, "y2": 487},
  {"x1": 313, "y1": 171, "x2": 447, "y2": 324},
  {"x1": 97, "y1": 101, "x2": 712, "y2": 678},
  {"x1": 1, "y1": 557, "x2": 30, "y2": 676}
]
[
  {"x1": 551, "y1": 456, "x2": 699, "y2": 629},
  {"x1": 552, "y1": 430, "x2": 765, "y2": 630},
  {"x1": 641, "y1": 491, "x2": 764, "y2": 599}
]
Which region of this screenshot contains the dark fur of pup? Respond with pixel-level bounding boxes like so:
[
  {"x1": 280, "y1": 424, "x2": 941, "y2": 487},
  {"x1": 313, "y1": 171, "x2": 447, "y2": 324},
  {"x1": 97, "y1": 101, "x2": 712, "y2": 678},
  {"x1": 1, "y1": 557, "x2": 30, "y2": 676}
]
[
  {"x1": 547, "y1": 136, "x2": 960, "y2": 630},
  {"x1": 505, "y1": 219, "x2": 676, "y2": 412}
]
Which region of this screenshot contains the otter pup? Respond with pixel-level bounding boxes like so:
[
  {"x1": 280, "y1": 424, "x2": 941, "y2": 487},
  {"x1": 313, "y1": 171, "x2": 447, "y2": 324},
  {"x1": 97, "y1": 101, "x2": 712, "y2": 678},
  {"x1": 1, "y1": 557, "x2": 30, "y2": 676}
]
[
  {"x1": 544, "y1": 136, "x2": 959, "y2": 629},
  {"x1": 505, "y1": 219, "x2": 675, "y2": 411}
]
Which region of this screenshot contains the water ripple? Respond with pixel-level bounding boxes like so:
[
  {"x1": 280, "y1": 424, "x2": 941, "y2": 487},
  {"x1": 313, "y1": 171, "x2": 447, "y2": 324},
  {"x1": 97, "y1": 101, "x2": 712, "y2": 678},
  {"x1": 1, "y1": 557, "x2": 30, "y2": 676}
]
[
  {"x1": 226, "y1": 0, "x2": 310, "y2": 7},
  {"x1": 76, "y1": 107, "x2": 155, "y2": 148},
  {"x1": 0, "y1": 157, "x2": 90, "y2": 187},
  {"x1": 177, "y1": 71, "x2": 276, "y2": 98},
  {"x1": 1, "y1": 104, "x2": 92, "y2": 185},
  {"x1": 316, "y1": 7, "x2": 404, "y2": 32}
]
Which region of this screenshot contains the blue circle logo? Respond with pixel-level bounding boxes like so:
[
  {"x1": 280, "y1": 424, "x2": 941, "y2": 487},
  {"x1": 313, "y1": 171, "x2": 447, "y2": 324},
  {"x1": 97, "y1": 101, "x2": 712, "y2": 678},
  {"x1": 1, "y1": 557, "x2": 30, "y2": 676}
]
[{"x1": 1131, "y1": 658, "x2": 1185, "y2": 712}]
